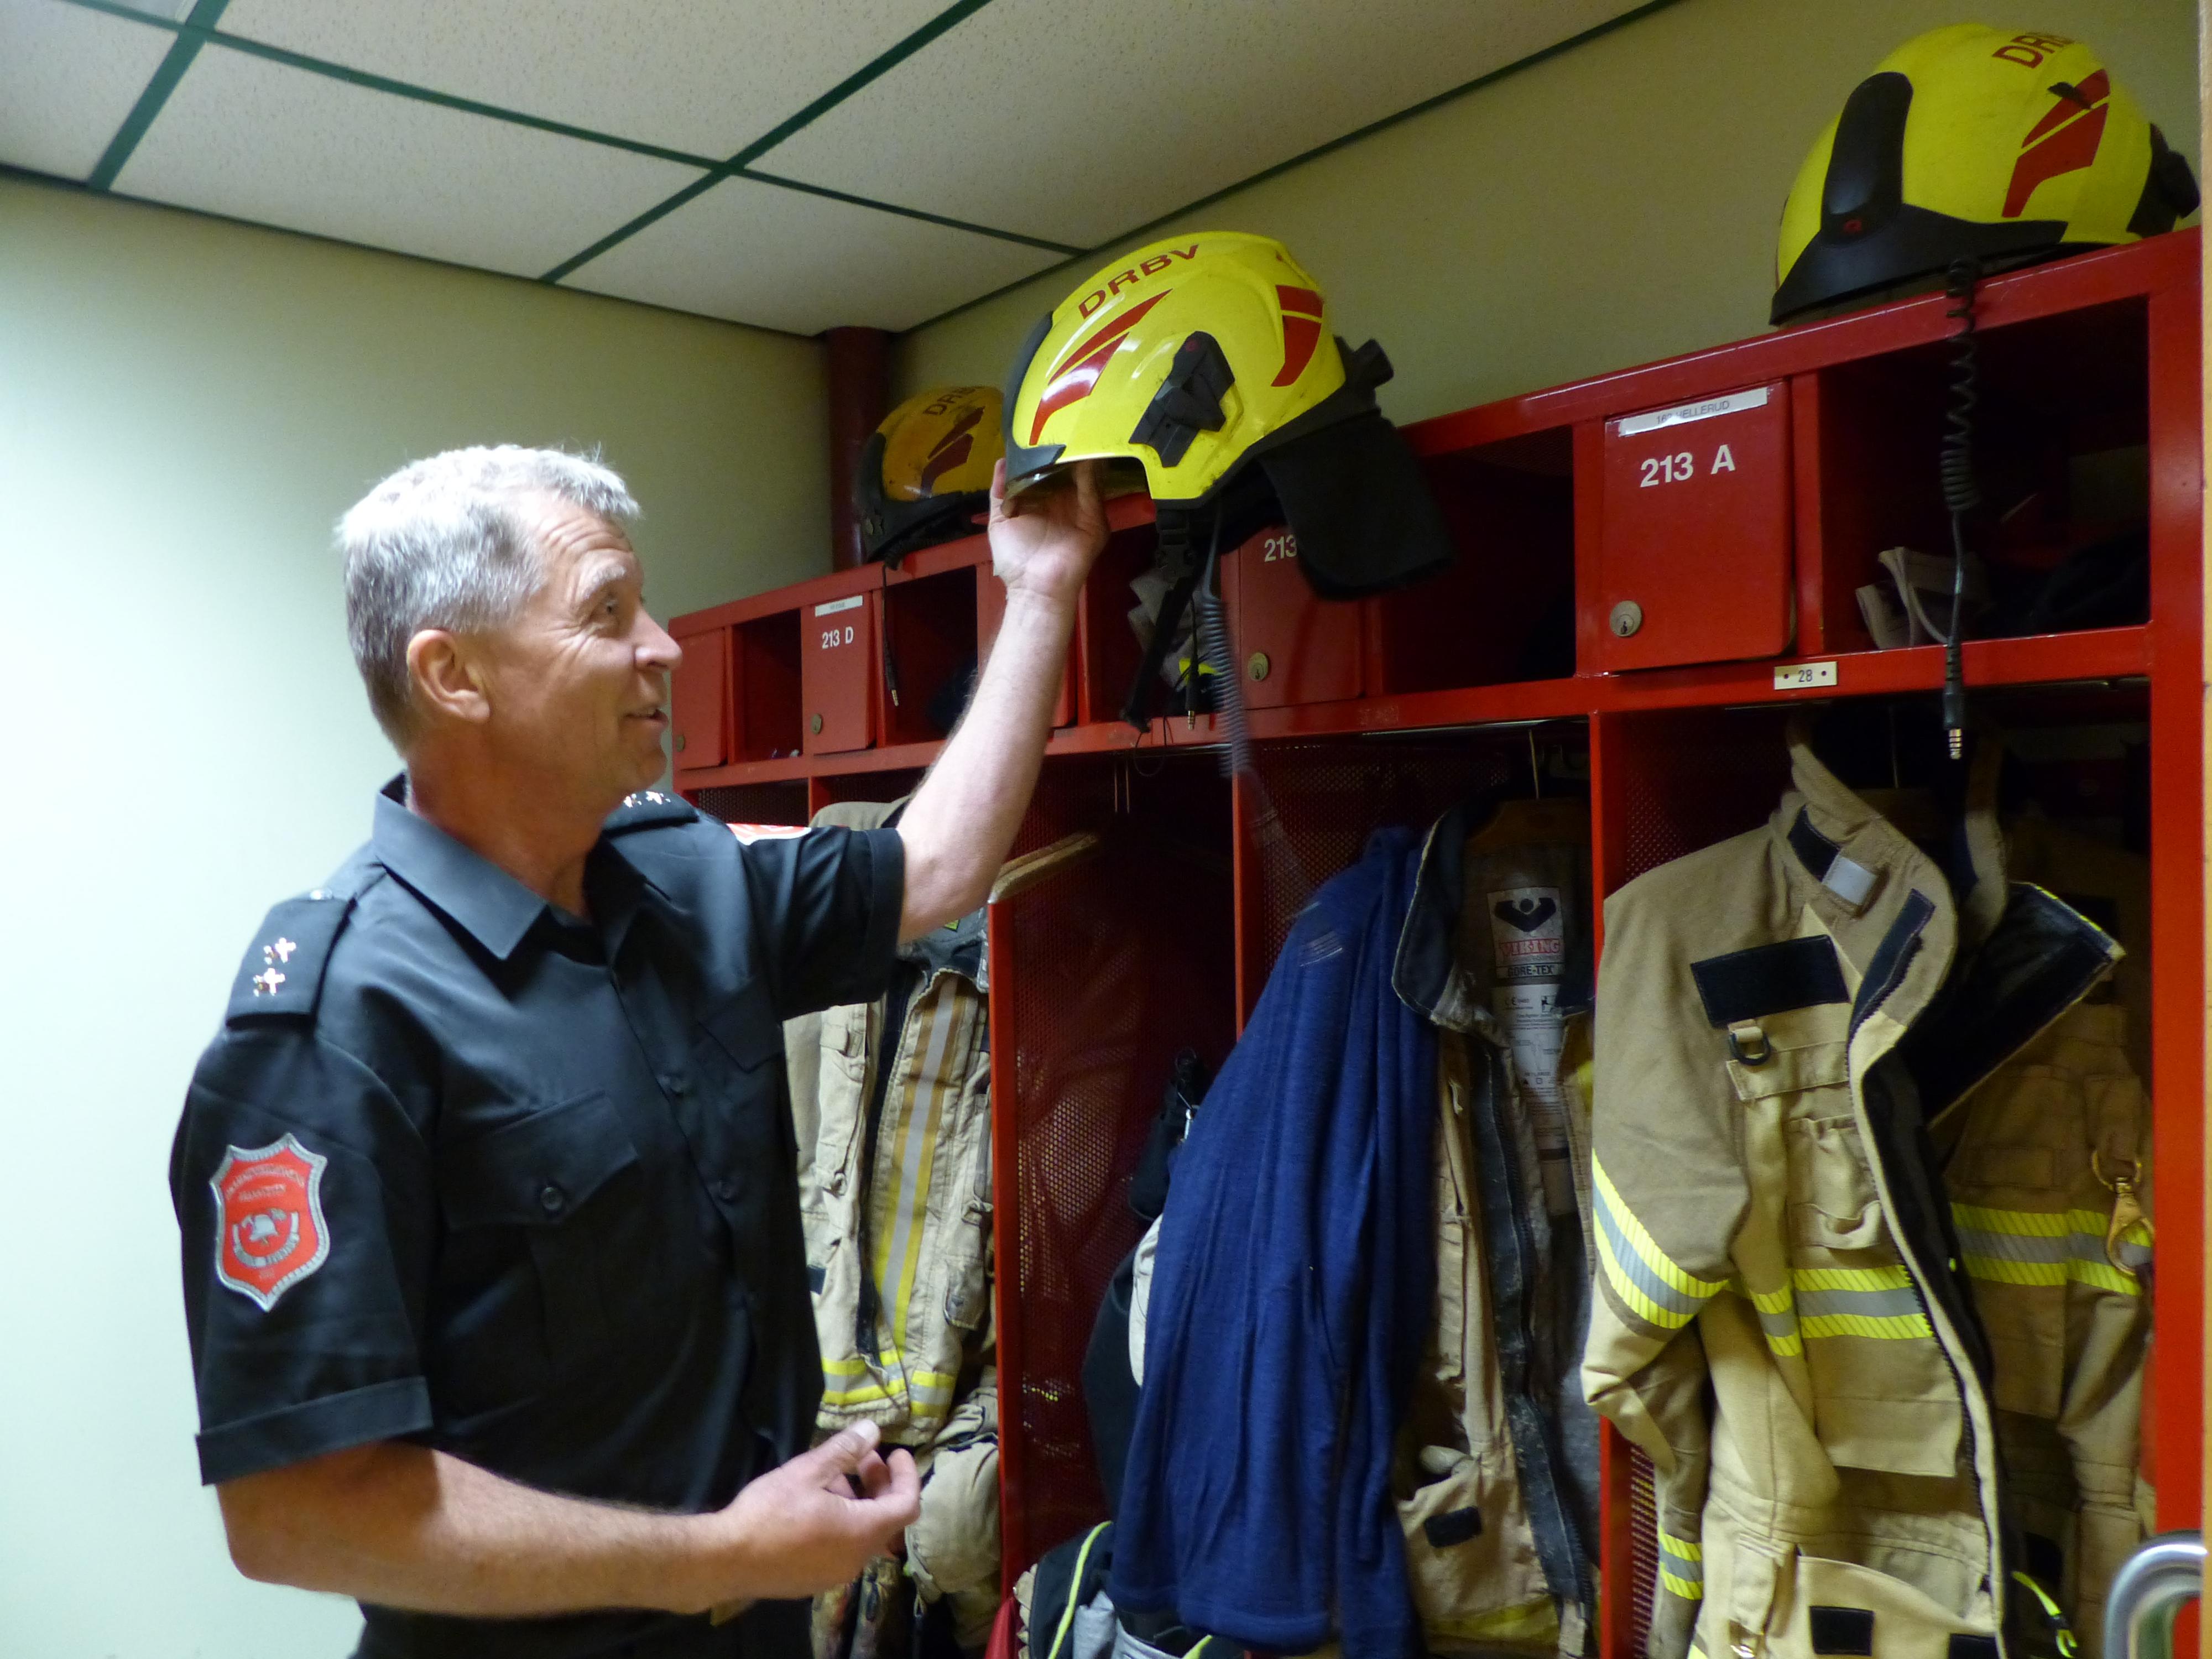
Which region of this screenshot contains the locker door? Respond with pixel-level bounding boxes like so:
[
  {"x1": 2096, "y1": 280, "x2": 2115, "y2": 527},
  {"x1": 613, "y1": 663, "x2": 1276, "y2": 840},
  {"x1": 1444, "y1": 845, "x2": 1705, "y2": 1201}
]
[
  {"x1": 670, "y1": 626, "x2": 729, "y2": 770},
  {"x1": 802, "y1": 592, "x2": 876, "y2": 755},
  {"x1": 1222, "y1": 525, "x2": 1363, "y2": 709},
  {"x1": 1597, "y1": 383, "x2": 1792, "y2": 671}
]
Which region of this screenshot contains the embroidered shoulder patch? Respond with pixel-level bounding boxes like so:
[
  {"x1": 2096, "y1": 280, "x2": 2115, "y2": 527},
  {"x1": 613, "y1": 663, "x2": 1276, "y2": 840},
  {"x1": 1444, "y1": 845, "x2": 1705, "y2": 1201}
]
[{"x1": 211, "y1": 1134, "x2": 331, "y2": 1311}]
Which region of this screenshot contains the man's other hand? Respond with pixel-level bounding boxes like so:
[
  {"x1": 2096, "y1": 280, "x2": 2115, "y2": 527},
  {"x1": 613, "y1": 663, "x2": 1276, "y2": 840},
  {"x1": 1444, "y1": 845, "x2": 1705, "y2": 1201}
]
[
  {"x1": 987, "y1": 458, "x2": 1107, "y2": 608},
  {"x1": 711, "y1": 1421, "x2": 921, "y2": 1601}
]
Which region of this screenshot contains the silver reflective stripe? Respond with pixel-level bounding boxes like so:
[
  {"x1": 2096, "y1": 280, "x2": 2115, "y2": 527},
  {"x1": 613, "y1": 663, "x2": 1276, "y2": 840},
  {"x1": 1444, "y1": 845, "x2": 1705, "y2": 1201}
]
[
  {"x1": 1957, "y1": 1225, "x2": 2068, "y2": 1265},
  {"x1": 1594, "y1": 1188, "x2": 1709, "y2": 1321},
  {"x1": 879, "y1": 988, "x2": 960, "y2": 1351},
  {"x1": 1796, "y1": 1284, "x2": 1926, "y2": 1321},
  {"x1": 1752, "y1": 1296, "x2": 1801, "y2": 1354}
]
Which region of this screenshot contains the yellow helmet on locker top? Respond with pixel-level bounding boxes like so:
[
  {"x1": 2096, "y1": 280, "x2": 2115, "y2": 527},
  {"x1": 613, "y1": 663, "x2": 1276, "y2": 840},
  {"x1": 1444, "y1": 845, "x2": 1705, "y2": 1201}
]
[
  {"x1": 1001, "y1": 230, "x2": 1451, "y2": 603},
  {"x1": 1772, "y1": 24, "x2": 2198, "y2": 324},
  {"x1": 855, "y1": 384, "x2": 1003, "y2": 566}
]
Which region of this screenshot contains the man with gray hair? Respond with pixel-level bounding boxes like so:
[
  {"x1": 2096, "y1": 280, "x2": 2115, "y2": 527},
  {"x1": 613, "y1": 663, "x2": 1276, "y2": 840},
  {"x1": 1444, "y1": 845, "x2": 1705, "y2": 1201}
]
[{"x1": 169, "y1": 444, "x2": 1107, "y2": 1657}]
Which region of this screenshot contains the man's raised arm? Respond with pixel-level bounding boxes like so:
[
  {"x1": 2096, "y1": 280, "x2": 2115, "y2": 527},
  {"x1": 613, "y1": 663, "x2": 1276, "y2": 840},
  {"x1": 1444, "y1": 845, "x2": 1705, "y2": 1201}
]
[{"x1": 896, "y1": 458, "x2": 1108, "y2": 941}]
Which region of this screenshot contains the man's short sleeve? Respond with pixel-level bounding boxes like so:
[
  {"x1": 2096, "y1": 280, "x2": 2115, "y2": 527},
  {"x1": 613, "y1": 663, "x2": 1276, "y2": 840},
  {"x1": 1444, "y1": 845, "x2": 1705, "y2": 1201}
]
[
  {"x1": 738, "y1": 825, "x2": 905, "y2": 1019},
  {"x1": 171, "y1": 1026, "x2": 435, "y2": 1485}
]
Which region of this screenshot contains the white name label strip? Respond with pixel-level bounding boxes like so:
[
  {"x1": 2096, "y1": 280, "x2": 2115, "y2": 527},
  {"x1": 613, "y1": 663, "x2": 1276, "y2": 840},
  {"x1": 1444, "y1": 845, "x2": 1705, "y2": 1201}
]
[
  {"x1": 814, "y1": 596, "x2": 864, "y2": 616},
  {"x1": 1614, "y1": 385, "x2": 1771, "y2": 437}
]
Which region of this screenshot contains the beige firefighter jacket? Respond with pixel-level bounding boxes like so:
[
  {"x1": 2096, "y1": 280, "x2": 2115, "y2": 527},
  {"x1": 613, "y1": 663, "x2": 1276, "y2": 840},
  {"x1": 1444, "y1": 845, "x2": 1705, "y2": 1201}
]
[
  {"x1": 1583, "y1": 727, "x2": 2151, "y2": 1659},
  {"x1": 786, "y1": 800, "x2": 1001, "y2": 1655},
  {"x1": 1392, "y1": 796, "x2": 1604, "y2": 1657},
  {"x1": 785, "y1": 799, "x2": 995, "y2": 1441}
]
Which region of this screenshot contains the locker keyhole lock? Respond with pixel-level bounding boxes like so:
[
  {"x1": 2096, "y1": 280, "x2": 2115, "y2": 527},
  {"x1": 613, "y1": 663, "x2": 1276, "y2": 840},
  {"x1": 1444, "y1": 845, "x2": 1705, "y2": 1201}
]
[
  {"x1": 673, "y1": 732, "x2": 687, "y2": 752},
  {"x1": 1609, "y1": 600, "x2": 1644, "y2": 639},
  {"x1": 1247, "y1": 651, "x2": 1271, "y2": 682},
  {"x1": 810, "y1": 713, "x2": 824, "y2": 734}
]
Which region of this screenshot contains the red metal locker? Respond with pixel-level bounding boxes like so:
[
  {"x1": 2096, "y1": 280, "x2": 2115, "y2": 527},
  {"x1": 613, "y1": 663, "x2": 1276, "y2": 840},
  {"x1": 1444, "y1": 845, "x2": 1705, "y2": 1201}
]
[
  {"x1": 669, "y1": 625, "x2": 729, "y2": 771},
  {"x1": 656, "y1": 237, "x2": 2206, "y2": 1647},
  {"x1": 1220, "y1": 526, "x2": 1363, "y2": 709},
  {"x1": 801, "y1": 586, "x2": 877, "y2": 756},
  {"x1": 1596, "y1": 383, "x2": 1792, "y2": 672}
]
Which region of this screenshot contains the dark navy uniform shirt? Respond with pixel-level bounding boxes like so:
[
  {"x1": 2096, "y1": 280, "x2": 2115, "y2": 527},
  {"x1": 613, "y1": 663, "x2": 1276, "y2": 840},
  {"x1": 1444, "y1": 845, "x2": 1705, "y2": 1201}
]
[{"x1": 170, "y1": 780, "x2": 904, "y2": 1659}]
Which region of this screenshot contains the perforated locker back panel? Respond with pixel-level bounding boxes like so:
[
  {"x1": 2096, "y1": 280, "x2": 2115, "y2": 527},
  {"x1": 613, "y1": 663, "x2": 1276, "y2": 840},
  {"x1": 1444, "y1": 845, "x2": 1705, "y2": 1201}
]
[
  {"x1": 1630, "y1": 1446, "x2": 1660, "y2": 1656},
  {"x1": 992, "y1": 759, "x2": 1235, "y2": 1575},
  {"x1": 1610, "y1": 708, "x2": 1792, "y2": 883},
  {"x1": 692, "y1": 782, "x2": 808, "y2": 827}
]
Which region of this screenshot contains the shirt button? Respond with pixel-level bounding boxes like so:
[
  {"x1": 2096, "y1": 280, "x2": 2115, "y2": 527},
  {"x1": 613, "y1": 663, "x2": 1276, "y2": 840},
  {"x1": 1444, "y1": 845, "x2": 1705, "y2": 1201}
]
[
  {"x1": 712, "y1": 1177, "x2": 737, "y2": 1202},
  {"x1": 539, "y1": 1182, "x2": 567, "y2": 1215},
  {"x1": 663, "y1": 1074, "x2": 691, "y2": 1097}
]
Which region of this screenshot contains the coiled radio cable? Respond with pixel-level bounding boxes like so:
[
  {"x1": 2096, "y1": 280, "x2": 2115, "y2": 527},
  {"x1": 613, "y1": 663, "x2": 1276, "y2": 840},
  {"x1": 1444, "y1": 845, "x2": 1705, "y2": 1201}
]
[{"x1": 1937, "y1": 257, "x2": 1981, "y2": 760}]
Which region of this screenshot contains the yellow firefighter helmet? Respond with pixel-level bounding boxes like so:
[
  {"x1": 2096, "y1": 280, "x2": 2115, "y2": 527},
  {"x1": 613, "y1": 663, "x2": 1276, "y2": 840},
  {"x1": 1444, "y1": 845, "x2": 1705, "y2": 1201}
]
[
  {"x1": 1773, "y1": 24, "x2": 2197, "y2": 324},
  {"x1": 857, "y1": 384, "x2": 1003, "y2": 565}
]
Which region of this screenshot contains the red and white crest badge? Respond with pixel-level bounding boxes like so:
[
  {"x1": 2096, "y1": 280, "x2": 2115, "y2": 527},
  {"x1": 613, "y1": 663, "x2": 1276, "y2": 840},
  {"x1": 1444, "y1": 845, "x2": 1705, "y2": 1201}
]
[{"x1": 211, "y1": 1134, "x2": 331, "y2": 1311}]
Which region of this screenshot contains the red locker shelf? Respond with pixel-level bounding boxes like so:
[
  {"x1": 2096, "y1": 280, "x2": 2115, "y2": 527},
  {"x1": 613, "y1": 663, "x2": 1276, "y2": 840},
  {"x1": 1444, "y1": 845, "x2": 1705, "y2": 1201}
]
[{"x1": 670, "y1": 625, "x2": 2152, "y2": 790}]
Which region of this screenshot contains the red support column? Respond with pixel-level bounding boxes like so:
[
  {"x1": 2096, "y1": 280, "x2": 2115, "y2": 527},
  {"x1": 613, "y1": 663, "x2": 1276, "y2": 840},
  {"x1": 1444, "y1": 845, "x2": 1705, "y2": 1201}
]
[{"x1": 823, "y1": 325, "x2": 891, "y2": 572}]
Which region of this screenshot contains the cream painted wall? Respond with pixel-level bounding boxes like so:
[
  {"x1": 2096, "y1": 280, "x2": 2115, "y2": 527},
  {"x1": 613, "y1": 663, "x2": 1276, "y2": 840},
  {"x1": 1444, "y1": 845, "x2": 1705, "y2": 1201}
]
[
  {"x1": 0, "y1": 175, "x2": 824, "y2": 1658},
  {"x1": 896, "y1": 0, "x2": 2203, "y2": 421}
]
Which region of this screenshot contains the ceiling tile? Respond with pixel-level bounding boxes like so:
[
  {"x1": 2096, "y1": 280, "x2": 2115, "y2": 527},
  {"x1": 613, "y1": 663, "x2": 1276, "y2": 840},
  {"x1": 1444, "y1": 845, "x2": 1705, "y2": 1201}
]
[
  {"x1": 113, "y1": 43, "x2": 702, "y2": 279},
  {"x1": 761, "y1": 0, "x2": 1645, "y2": 248},
  {"x1": 0, "y1": 0, "x2": 174, "y2": 181},
  {"x1": 216, "y1": 0, "x2": 955, "y2": 162},
  {"x1": 561, "y1": 175, "x2": 1064, "y2": 333}
]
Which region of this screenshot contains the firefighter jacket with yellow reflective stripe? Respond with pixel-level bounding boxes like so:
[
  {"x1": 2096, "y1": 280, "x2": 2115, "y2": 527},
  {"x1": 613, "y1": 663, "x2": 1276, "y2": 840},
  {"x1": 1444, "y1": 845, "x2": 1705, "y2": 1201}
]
[
  {"x1": 1392, "y1": 795, "x2": 1604, "y2": 1657},
  {"x1": 1582, "y1": 726, "x2": 2151, "y2": 1659},
  {"x1": 783, "y1": 800, "x2": 994, "y2": 1443}
]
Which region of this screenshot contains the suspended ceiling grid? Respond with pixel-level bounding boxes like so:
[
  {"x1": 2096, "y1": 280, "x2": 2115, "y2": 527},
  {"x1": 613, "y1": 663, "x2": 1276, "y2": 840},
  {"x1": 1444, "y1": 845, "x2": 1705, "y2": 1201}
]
[{"x1": 1, "y1": 0, "x2": 1662, "y2": 336}]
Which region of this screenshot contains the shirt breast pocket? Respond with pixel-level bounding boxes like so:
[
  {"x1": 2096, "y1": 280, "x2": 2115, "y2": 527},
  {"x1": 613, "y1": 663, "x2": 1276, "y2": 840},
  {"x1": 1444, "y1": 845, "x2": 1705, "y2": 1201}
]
[
  {"x1": 440, "y1": 1091, "x2": 643, "y2": 1372},
  {"x1": 695, "y1": 986, "x2": 796, "y2": 1178}
]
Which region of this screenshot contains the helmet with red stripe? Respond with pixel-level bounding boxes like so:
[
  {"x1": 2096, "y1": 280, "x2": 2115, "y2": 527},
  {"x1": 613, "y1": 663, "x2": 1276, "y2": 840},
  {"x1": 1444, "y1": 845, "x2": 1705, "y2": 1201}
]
[
  {"x1": 1773, "y1": 25, "x2": 2197, "y2": 324},
  {"x1": 1001, "y1": 230, "x2": 1451, "y2": 607}
]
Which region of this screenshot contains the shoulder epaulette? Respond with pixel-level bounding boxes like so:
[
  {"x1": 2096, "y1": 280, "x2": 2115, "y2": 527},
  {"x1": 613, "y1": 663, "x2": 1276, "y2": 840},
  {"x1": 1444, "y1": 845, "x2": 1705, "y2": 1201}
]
[
  {"x1": 225, "y1": 884, "x2": 360, "y2": 1026},
  {"x1": 604, "y1": 789, "x2": 698, "y2": 835}
]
